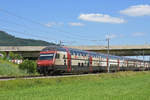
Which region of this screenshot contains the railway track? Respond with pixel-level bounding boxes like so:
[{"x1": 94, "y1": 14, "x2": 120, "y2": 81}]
[
  {"x1": 0, "y1": 73, "x2": 102, "y2": 81},
  {"x1": 0, "y1": 75, "x2": 44, "y2": 81}
]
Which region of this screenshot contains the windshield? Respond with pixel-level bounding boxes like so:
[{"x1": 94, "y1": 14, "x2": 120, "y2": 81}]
[{"x1": 39, "y1": 53, "x2": 54, "y2": 60}]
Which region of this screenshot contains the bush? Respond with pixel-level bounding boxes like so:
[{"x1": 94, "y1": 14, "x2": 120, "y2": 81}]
[
  {"x1": 9, "y1": 52, "x2": 23, "y2": 60},
  {"x1": 0, "y1": 59, "x2": 27, "y2": 76},
  {"x1": 0, "y1": 51, "x2": 7, "y2": 60},
  {"x1": 19, "y1": 60, "x2": 37, "y2": 74}
]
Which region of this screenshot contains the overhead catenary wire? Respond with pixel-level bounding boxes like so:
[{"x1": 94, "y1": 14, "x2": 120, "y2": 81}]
[
  {"x1": 0, "y1": 23, "x2": 80, "y2": 45},
  {"x1": 0, "y1": 18, "x2": 61, "y2": 41},
  {"x1": 0, "y1": 8, "x2": 113, "y2": 46},
  {"x1": 0, "y1": 8, "x2": 94, "y2": 41},
  {"x1": 0, "y1": 17, "x2": 87, "y2": 44},
  {"x1": 0, "y1": 24, "x2": 55, "y2": 43},
  {"x1": 0, "y1": 19, "x2": 99, "y2": 46}
]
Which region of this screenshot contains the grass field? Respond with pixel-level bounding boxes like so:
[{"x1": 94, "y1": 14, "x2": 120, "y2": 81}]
[
  {"x1": 0, "y1": 71, "x2": 150, "y2": 100},
  {"x1": 0, "y1": 59, "x2": 27, "y2": 76}
]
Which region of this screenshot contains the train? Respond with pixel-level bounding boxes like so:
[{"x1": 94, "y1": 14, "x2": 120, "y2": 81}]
[{"x1": 37, "y1": 46, "x2": 150, "y2": 75}]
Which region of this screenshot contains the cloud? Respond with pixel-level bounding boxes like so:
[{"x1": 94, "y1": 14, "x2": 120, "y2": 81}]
[
  {"x1": 105, "y1": 34, "x2": 116, "y2": 39},
  {"x1": 45, "y1": 22, "x2": 63, "y2": 27},
  {"x1": 120, "y1": 5, "x2": 150, "y2": 16},
  {"x1": 78, "y1": 13, "x2": 125, "y2": 24},
  {"x1": 69, "y1": 22, "x2": 84, "y2": 26},
  {"x1": 132, "y1": 32, "x2": 146, "y2": 37}
]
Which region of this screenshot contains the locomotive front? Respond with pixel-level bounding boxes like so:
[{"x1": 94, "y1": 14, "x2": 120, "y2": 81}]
[{"x1": 37, "y1": 50, "x2": 56, "y2": 74}]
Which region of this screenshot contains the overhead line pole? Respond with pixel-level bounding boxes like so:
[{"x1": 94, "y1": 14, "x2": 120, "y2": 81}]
[
  {"x1": 91, "y1": 37, "x2": 110, "y2": 73},
  {"x1": 149, "y1": 56, "x2": 150, "y2": 67},
  {"x1": 107, "y1": 37, "x2": 110, "y2": 73},
  {"x1": 143, "y1": 50, "x2": 145, "y2": 67}
]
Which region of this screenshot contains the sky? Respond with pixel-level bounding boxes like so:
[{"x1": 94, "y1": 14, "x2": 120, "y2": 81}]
[{"x1": 0, "y1": 0, "x2": 150, "y2": 46}]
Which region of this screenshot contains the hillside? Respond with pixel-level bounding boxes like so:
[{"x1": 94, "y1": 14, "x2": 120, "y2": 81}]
[{"x1": 0, "y1": 31, "x2": 55, "y2": 46}]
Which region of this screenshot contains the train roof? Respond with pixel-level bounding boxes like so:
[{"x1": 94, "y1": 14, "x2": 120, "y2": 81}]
[
  {"x1": 42, "y1": 46, "x2": 66, "y2": 51},
  {"x1": 42, "y1": 46, "x2": 143, "y2": 61}
]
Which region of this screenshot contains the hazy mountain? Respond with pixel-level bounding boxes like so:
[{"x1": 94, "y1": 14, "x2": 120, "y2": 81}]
[{"x1": 0, "y1": 31, "x2": 55, "y2": 46}]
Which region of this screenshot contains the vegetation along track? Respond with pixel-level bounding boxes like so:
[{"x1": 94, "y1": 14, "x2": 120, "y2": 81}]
[
  {"x1": 0, "y1": 75, "x2": 44, "y2": 81},
  {"x1": 0, "y1": 73, "x2": 105, "y2": 81}
]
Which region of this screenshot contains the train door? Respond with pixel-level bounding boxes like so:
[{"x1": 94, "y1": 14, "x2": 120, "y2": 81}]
[
  {"x1": 67, "y1": 52, "x2": 71, "y2": 72},
  {"x1": 117, "y1": 59, "x2": 120, "y2": 71},
  {"x1": 63, "y1": 47, "x2": 72, "y2": 72},
  {"x1": 88, "y1": 56, "x2": 93, "y2": 72}
]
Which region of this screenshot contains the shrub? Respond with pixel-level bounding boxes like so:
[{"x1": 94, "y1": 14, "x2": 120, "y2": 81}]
[
  {"x1": 19, "y1": 60, "x2": 37, "y2": 74},
  {"x1": 0, "y1": 59, "x2": 27, "y2": 76},
  {"x1": 9, "y1": 52, "x2": 23, "y2": 60},
  {"x1": 0, "y1": 51, "x2": 7, "y2": 60}
]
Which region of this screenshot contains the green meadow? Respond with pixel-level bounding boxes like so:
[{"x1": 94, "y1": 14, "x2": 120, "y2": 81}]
[
  {"x1": 0, "y1": 71, "x2": 150, "y2": 100},
  {"x1": 0, "y1": 59, "x2": 27, "y2": 77}
]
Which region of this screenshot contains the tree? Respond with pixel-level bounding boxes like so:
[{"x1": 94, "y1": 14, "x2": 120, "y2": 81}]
[
  {"x1": 0, "y1": 51, "x2": 7, "y2": 60},
  {"x1": 9, "y1": 52, "x2": 15, "y2": 60},
  {"x1": 19, "y1": 60, "x2": 37, "y2": 74},
  {"x1": 8, "y1": 52, "x2": 23, "y2": 60}
]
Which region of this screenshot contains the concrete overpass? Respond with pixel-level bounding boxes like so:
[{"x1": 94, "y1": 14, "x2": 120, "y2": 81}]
[
  {"x1": 69, "y1": 45, "x2": 150, "y2": 56},
  {"x1": 0, "y1": 45, "x2": 150, "y2": 58},
  {"x1": 0, "y1": 46, "x2": 46, "y2": 59}
]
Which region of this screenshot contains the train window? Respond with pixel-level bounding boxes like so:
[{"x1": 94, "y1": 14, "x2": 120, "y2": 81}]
[
  {"x1": 64, "y1": 60, "x2": 66, "y2": 65},
  {"x1": 73, "y1": 53, "x2": 75, "y2": 56},
  {"x1": 55, "y1": 53, "x2": 60, "y2": 59},
  {"x1": 78, "y1": 63, "x2": 80, "y2": 66},
  {"x1": 75, "y1": 52, "x2": 77, "y2": 56},
  {"x1": 87, "y1": 62, "x2": 89, "y2": 67},
  {"x1": 63, "y1": 55, "x2": 65, "y2": 59},
  {"x1": 81, "y1": 63, "x2": 84, "y2": 67},
  {"x1": 78, "y1": 53, "x2": 80, "y2": 56},
  {"x1": 71, "y1": 52, "x2": 74, "y2": 55},
  {"x1": 81, "y1": 53, "x2": 84, "y2": 56},
  {"x1": 70, "y1": 51, "x2": 73, "y2": 55}
]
